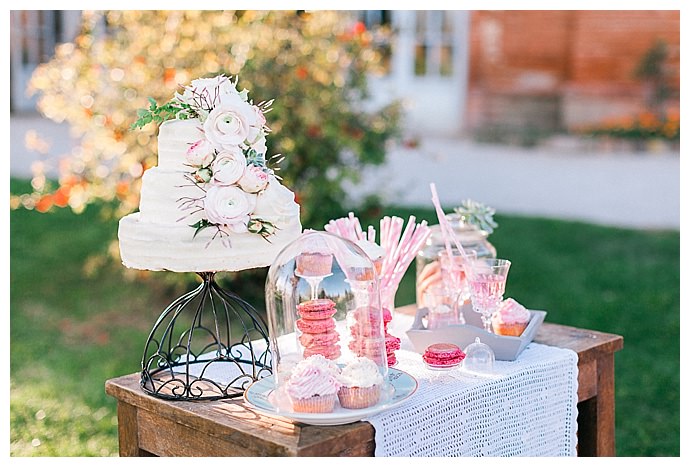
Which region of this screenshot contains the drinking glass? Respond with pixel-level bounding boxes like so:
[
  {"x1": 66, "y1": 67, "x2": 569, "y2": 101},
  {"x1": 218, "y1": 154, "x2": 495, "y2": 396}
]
[
  {"x1": 423, "y1": 285, "x2": 456, "y2": 329},
  {"x1": 467, "y1": 258, "x2": 511, "y2": 333},
  {"x1": 438, "y1": 249, "x2": 477, "y2": 325}
]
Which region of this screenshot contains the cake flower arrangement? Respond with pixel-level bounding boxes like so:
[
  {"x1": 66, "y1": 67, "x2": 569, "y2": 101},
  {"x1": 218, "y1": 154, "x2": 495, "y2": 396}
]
[{"x1": 132, "y1": 74, "x2": 281, "y2": 247}]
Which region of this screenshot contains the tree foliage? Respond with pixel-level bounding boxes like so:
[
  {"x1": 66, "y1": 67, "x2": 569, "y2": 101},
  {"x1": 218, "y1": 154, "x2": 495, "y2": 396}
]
[{"x1": 22, "y1": 10, "x2": 401, "y2": 233}]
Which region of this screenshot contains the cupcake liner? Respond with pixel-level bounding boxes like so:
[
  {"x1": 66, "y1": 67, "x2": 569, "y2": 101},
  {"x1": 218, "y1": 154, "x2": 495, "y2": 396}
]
[
  {"x1": 291, "y1": 394, "x2": 337, "y2": 413},
  {"x1": 492, "y1": 321, "x2": 528, "y2": 337},
  {"x1": 338, "y1": 385, "x2": 381, "y2": 409}
]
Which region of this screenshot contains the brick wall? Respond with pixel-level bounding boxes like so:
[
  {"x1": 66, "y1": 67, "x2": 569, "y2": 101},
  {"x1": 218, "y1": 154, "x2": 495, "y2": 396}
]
[{"x1": 466, "y1": 10, "x2": 680, "y2": 132}]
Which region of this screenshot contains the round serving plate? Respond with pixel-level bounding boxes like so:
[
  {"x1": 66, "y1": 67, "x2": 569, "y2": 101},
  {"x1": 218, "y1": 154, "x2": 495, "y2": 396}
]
[{"x1": 244, "y1": 368, "x2": 417, "y2": 426}]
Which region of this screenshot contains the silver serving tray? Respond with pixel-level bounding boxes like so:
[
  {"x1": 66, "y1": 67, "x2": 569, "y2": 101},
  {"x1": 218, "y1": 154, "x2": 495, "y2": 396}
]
[{"x1": 406, "y1": 303, "x2": 547, "y2": 361}]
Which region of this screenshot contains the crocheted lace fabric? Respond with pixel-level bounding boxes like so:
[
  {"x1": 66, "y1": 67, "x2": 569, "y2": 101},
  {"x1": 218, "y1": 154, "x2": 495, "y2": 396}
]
[{"x1": 365, "y1": 343, "x2": 578, "y2": 456}]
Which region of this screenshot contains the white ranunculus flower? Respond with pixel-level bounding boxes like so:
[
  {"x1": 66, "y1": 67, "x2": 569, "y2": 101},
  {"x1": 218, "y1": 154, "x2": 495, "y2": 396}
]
[
  {"x1": 203, "y1": 93, "x2": 260, "y2": 150},
  {"x1": 185, "y1": 139, "x2": 215, "y2": 167},
  {"x1": 204, "y1": 185, "x2": 257, "y2": 232},
  {"x1": 238, "y1": 166, "x2": 270, "y2": 193},
  {"x1": 211, "y1": 148, "x2": 247, "y2": 186},
  {"x1": 175, "y1": 75, "x2": 238, "y2": 109}
]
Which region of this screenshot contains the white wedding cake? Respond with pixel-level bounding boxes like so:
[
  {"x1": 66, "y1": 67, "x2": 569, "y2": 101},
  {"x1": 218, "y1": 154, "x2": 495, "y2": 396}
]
[{"x1": 118, "y1": 75, "x2": 302, "y2": 272}]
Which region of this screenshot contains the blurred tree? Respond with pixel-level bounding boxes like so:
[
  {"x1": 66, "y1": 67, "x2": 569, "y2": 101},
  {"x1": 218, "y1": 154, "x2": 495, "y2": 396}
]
[{"x1": 20, "y1": 9, "x2": 401, "y2": 238}]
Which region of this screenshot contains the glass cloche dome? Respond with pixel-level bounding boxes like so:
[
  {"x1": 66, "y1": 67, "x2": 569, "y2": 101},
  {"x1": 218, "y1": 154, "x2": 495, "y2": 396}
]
[{"x1": 265, "y1": 231, "x2": 392, "y2": 413}]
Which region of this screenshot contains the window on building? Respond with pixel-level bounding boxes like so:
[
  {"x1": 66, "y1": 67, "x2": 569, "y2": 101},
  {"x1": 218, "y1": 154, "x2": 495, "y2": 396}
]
[{"x1": 415, "y1": 10, "x2": 453, "y2": 77}]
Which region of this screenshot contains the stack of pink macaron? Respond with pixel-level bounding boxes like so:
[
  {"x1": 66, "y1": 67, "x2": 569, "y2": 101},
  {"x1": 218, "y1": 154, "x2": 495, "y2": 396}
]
[
  {"x1": 296, "y1": 298, "x2": 341, "y2": 360},
  {"x1": 383, "y1": 309, "x2": 401, "y2": 367},
  {"x1": 348, "y1": 306, "x2": 400, "y2": 367}
]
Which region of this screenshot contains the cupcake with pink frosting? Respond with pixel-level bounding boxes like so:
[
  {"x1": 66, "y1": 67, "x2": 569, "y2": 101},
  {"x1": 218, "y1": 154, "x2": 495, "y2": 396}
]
[
  {"x1": 285, "y1": 355, "x2": 342, "y2": 413},
  {"x1": 491, "y1": 298, "x2": 531, "y2": 337}
]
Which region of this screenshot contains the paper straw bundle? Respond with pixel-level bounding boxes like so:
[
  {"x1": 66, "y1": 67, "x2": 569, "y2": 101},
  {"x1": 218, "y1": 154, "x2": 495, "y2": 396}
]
[{"x1": 325, "y1": 212, "x2": 431, "y2": 303}]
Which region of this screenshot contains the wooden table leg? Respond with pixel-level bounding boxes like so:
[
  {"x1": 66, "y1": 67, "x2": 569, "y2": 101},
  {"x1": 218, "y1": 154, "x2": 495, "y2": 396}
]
[
  {"x1": 116, "y1": 401, "x2": 153, "y2": 456},
  {"x1": 577, "y1": 354, "x2": 617, "y2": 456},
  {"x1": 594, "y1": 353, "x2": 617, "y2": 456}
]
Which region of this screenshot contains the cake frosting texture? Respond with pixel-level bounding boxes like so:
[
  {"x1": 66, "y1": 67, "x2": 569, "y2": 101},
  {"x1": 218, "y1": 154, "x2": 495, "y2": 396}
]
[{"x1": 118, "y1": 78, "x2": 302, "y2": 272}]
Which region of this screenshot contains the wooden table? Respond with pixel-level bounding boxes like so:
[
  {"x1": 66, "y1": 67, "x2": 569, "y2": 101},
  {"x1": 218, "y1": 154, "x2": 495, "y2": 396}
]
[{"x1": 105, "y1": 304, "x2": 623, "y2": 457}]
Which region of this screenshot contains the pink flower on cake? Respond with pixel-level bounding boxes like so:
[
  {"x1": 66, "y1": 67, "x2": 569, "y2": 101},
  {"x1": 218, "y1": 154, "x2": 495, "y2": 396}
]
[
  {"x1": 238, "y1": 165, "x2": 270, "y2": 193},
  {"x1": 203, "y1": 185, "x2": 257, "y2": 232},
  {"x1": 211, "y1": 149, "x2": 246, "y2": 186},
  {"x1": 186, "y1": 139, "x2": 214, "y2": 167},
  {"x1": 203, "y1": 93, "x2": 260, "y2": 150}
]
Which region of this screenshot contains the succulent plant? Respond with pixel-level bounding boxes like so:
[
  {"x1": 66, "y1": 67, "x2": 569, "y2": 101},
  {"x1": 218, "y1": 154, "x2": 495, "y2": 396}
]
[{"x1": 453, "y1": 199, "x2": 498, "y2": 234}]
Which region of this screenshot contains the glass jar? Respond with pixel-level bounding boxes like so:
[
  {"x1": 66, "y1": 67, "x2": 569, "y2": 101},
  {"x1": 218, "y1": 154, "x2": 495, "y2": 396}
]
[{"x1": 415, "y1": 213, "x2": 496, "y2": 307}]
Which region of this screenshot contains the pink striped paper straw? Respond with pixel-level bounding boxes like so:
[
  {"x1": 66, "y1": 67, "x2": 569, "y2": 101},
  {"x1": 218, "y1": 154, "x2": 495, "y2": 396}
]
[{"x1": 429, "y1": 183, "x2": 474, "y2": 274}]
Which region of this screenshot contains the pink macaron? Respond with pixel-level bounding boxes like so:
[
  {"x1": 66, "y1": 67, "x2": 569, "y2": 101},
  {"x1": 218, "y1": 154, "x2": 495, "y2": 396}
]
[
  {"x1": 303, "y1": 344, "x2": 342, "y2": 360},
  {"x1": 299, "y1": 330, "x2": 340, "y2": 347},
  {"x1": 297, "y1": 299, "x2": 337, "y2": 320},
  {"x1": 296, "y1": 317, "x2": 336, "y2": 334},
  {"x1": 381, "y1": 307, "x2": 393, "y2": 324},
  {"x1": 350, "y1": 306, "x2": 384, "y2": 325},
  {"x1": 386, "y1": 354, "x2": 397, "y2": 367},
  {"x1": 385, "y1": 333, "x2": 401, "y2": 351},
  {"x1": 422, "y1": 343, "x2": 466, "y2": 370}
]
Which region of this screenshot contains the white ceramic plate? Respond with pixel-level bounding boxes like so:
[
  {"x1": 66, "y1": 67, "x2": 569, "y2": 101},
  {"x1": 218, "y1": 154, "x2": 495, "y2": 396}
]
[{"x1": 244, "y1": 368, "x2": 418, "y2": 426}]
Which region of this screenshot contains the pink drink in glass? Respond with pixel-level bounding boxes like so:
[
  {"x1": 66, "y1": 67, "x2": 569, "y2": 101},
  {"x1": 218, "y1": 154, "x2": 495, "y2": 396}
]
[
  {"x1": 468, "y1": 273, "x2": 507, "y2": 310},
  {"x1": 467, "y1": 258, "x2": 511, "y2": 333},
  {"x1": 439, "y1": 250, "x2": 477, "y2": 324}
]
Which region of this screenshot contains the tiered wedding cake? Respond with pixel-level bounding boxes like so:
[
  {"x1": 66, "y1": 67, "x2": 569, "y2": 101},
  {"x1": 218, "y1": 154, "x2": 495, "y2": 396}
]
[{"x1": 118, "y1": 75, "x2": 302, "y2": 272}]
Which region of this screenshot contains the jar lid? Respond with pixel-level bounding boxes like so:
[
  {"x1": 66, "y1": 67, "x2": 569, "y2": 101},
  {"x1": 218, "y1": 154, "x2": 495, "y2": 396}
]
[{"x1": 427, "y1": 215, "x2": 489, "y2": 244}]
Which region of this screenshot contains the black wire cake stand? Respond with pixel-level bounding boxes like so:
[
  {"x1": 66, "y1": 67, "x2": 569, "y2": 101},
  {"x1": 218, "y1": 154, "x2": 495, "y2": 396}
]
[{"x1": 140, "y1": 271, "x2": 272, "y2": 401}]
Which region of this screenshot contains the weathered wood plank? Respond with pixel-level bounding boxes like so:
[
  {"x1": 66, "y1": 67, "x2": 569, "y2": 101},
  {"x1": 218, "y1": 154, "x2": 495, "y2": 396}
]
[
  {"x1": 577, "y1": 359, "x2": 597, "y2": 401},
  {"x1": 116, "y1": 401, "x2": 141, "y2": 457},
  {"x1": 296, "y1": 422, "x2": 376, "y2": 456}
]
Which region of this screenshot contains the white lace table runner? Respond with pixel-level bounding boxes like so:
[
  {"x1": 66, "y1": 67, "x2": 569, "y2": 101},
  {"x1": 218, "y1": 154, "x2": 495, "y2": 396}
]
[{"x1": 365, "y1": 342, "x2": 578, "y2": 457}]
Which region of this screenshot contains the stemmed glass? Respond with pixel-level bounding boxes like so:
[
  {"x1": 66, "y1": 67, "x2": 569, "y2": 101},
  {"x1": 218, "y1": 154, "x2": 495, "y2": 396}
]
[
  {"x1": 467, "y1": 258, "x2": 511, "y2": 333},
  {"x1": 438, "y1": 249, "x2": 477, "y2": 325}
]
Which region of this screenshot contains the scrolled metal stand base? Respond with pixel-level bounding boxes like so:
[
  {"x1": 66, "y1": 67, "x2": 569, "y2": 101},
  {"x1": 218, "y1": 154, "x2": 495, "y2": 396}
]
[{"x1": 140, "y1": 272, "x2": 271, "y2": 401}]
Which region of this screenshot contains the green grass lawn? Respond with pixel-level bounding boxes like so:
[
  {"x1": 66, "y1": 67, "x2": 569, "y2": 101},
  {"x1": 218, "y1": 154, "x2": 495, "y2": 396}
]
[{"x1": 10, "y1": 180, "x2": 679, "y2": 456}]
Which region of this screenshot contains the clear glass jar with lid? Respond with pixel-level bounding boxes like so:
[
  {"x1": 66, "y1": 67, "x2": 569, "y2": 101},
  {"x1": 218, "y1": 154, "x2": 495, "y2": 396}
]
[{"x1": 415, "y1": 213, "x2": 497, "y2": 307}]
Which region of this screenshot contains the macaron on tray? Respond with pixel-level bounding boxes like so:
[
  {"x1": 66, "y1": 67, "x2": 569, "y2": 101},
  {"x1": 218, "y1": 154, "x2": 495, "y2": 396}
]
[{"x1": 407, "y1": 302, "x2": 547, "y2": 361}]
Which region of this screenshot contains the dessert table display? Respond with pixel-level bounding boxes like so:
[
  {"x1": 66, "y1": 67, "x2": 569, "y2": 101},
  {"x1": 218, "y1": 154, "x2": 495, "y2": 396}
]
[
  {"x1": 110, "y1": 73, "x2": 624, "y2": 456},
  {"x1": 105, "y1": 307, "x2": 623, "y2": 456}
]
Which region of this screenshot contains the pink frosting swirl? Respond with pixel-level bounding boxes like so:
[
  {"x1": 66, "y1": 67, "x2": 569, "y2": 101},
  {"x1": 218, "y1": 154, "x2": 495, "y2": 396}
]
[
  {"x1": 494, "y1": 298, "x2": 531, "y2": 325},
  {"x1": 286, "y1": 355, "x2": 341, "y2": 400}
]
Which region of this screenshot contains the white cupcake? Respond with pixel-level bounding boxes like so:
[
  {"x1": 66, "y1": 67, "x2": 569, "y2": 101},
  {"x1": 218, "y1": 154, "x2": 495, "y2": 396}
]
[{"x1": 337, "y1": 357, "x2": 384, "y2": 409}]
